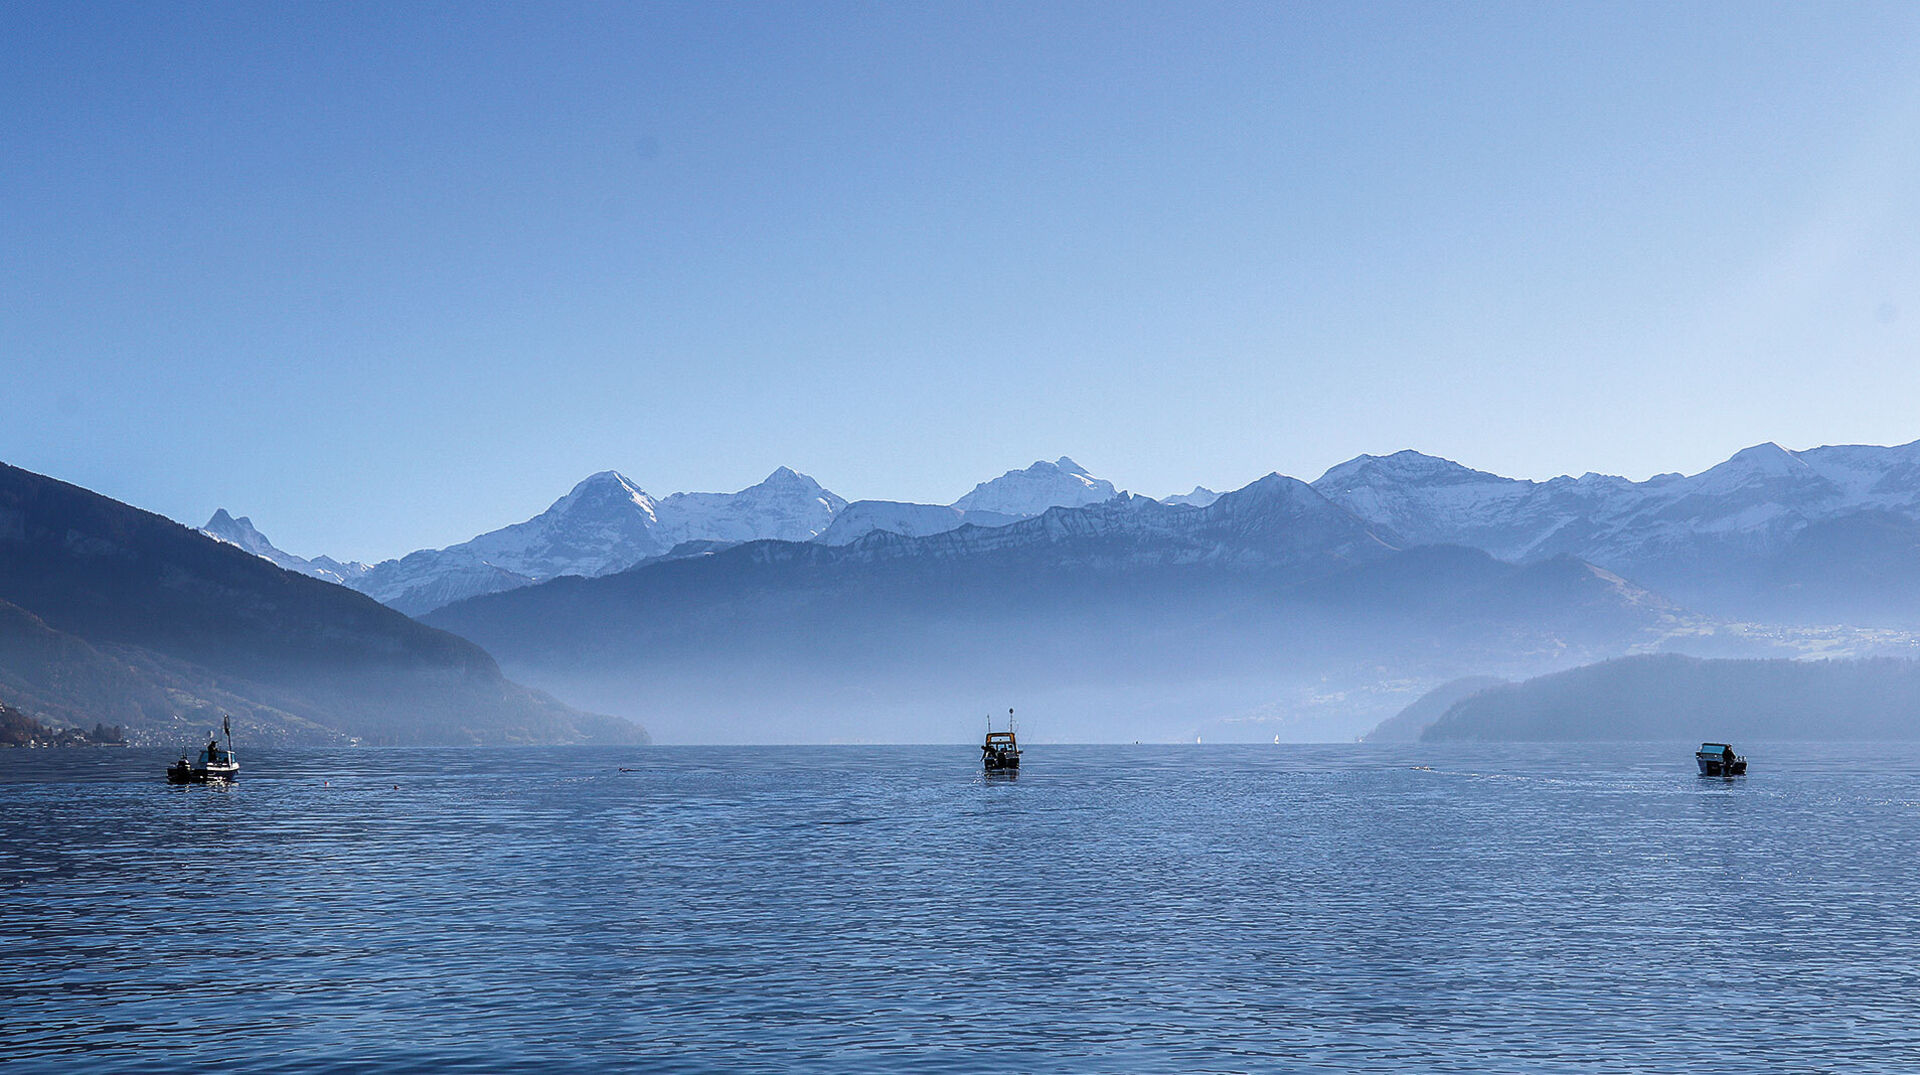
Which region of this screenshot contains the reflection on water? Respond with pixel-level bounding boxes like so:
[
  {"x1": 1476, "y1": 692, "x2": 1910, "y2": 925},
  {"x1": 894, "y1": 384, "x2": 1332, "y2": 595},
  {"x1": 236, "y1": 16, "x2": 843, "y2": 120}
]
[{"x1": 3, "y1": 742, "x2": 1919, "y2": 1073}]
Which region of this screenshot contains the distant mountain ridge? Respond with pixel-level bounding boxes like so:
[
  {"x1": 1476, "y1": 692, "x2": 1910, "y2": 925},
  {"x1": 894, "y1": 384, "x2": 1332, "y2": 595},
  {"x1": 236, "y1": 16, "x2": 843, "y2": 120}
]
[
  {"x1": 217, "y1": 467, "x2": 851, "y2": 615},
  {"x1": 424, "y1": 471, "x2": 1696, "y2": 743},
  {"x1": 218, "y1": 458, "x2": 1137, "y2": 613},
  {"x1": 1, "y1": 460, "x2": 644, "y2": 746},
  {"x1": 812, "y1": 457, "x2": 1109, "y2": 546},
  {"x1": 202, "y1": 509, "x2": 371, "y2": 586},
  {"x1": 1310, "y1": 440, "x2": 1920, "y2": 623},
  {"x1": 210, "y1": 439, "x2": 1920, "y2": 624}
]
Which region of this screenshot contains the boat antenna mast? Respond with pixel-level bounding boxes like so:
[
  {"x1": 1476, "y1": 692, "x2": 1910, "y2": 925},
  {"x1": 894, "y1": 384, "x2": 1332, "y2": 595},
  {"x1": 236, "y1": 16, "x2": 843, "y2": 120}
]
[{"x1": 1009, "y1": 707, "x2": 1015, "y2": 737}]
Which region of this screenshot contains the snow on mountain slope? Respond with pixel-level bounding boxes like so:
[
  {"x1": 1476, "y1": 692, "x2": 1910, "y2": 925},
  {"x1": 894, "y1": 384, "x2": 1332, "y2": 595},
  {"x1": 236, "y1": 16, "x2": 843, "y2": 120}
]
[
  {"x1": 1310, "y1": 451, "x2": 1538, "y2": 552},
  {"x1": 1162, "y1": 487, "x2": 1220, "y2": 508},
  {"x1": 349, "y1": 470, "x2": 666, "y2": 614},
  {"x1": 354, "y1": 557, "x2": 538, "y2": 618},
  {"x1": 1786, "y1": 440, "x2": 1920, "y2": 509},
  {"x1": 816, "y1": 501, "x2": 968, "y2": 546},
  {"x1": 829, "y1": 476, "x2": 1392, "y2": 572},
  {"x1": 347, "y1": 467, "x2": 847, "y2": 614},
  {"x1": 654, "y1": 467, "x2": 845, "y2": 544},
  {"x1": 200, "y1": 510, "x2": 370, "y2": 586},
  {"x1": 228, "y1": 439, "x2": 1920, "y2": 622},
  {"x1": 952, "y1": 457, "x2": 1118, "y2": 516},
  {"x1": 1311, "y1": 441, "x2": 1920, "y2": 589},
  {"x1": 468, "y1": 470, "x2": 667, "y2": 576},
  {"x1": 815, "y1": 459, "x2": 1118, "y2": 545}
]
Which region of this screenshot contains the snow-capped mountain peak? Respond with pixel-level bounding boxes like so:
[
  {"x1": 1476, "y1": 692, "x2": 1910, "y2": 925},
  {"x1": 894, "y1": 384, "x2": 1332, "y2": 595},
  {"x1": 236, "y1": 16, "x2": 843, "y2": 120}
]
[
  {"x1": 1314, "y1": 450, "x2": 1513, "y2": 491},
  {"x1": 1310, "y1": 451, "x2": 1531, "y2": 549},
  {"x1": 547, "y1": 471, "x2": 658, "y2": 519},
  {"x1": 655, "y1": 467, "x2": 847, "y2": 544},
  {"x1": 951, "y1": 458, "x2": 1119, "y2": 516},
  {"x1": 815, "y1": 500, "x2": 967, "y2": 546},
  {"x1": 569, "y1": 469, "x2": 649, "y2": 496},
  {"x1": 203, "y1": 509, "x2": 276, "y2": 558},
  {"x1": 1162, "y1": 486, "x2": 1220, "y2": 508},
  {"x1": 1692, "y1": 442, "x2": 1813, "y2": 487},
  {"x1": 200, "y1": 510, "x2": 370, "y2": 585}
]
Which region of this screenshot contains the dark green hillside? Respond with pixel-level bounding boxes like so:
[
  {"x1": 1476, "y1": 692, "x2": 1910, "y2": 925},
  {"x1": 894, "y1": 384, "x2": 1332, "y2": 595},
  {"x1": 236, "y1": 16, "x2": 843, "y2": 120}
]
[
  {"x1": 1421, "y1": 653, "x2": 1920, "y2": 741},
  {"x1": 0, "y1": 462, "x2": 646, "y2": 746}
]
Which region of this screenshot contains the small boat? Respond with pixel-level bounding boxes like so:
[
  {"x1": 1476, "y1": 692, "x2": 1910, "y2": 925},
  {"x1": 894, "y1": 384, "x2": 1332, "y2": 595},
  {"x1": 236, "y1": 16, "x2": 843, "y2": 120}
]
[
  {"x1": 982, "y1": 708, "x2": 1021, "y2": 773},
  {"x1": 1695, "y1": 742, "x2": 1746, "y2": 777},
  {"x1": 168, "y1": 714, "x2": 239, "y2": 784}
]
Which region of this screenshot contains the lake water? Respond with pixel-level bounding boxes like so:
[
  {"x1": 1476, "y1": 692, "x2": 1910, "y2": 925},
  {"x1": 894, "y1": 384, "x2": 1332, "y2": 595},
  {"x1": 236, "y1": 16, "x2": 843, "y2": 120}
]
[{"x1": 4, "y1": 742, "x2": 1919, "y2": 1073}]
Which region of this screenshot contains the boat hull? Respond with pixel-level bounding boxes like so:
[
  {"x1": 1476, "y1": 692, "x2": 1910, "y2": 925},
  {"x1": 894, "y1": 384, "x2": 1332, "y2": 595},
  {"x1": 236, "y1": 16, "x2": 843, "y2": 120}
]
[
  {"x1": 167, "y1": 762, "x2": 239, "y2": 784},
  {"x1": 982, "y1": 727, "x2": 1020, "y2": 773},
  {"x1": 1695, "y1": 756, "x2": 1747, "y2": 777}
]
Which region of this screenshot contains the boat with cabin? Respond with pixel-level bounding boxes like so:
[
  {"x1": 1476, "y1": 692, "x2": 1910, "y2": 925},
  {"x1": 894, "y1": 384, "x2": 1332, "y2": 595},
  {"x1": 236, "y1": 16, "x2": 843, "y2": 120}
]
[
  {"x1": 982, "y1": 708, "x2": 1021, "y2": 773},
  {"x1": 168, "y1": 714, "x2": 239, "y2": 784},
  {"x1": 1695, "y1": 742, "x2": 1746, "y2": 777}
]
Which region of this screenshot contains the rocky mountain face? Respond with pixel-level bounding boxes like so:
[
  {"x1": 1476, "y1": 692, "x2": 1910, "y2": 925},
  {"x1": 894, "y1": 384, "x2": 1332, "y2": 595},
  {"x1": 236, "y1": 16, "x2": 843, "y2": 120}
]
[
  {"x1": 202, "y1": 509, "x2": 371, "y2": 586},
  {"x1": 0, "y1": 461, "x2": 645, "y2": 746}
]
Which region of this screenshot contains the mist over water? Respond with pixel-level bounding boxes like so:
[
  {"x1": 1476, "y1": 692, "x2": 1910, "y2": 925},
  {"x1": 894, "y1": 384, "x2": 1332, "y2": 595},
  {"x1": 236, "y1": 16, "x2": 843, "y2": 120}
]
[{"x1": 5, "y1": 743, "x2": 1920, "y2": 1072}]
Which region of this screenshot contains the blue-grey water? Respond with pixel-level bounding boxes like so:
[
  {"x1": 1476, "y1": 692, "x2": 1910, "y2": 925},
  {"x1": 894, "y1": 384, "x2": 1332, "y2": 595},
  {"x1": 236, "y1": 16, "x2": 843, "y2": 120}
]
[{"x1": 4, "y1": 742, "x2": 1919, "y2": 1073}]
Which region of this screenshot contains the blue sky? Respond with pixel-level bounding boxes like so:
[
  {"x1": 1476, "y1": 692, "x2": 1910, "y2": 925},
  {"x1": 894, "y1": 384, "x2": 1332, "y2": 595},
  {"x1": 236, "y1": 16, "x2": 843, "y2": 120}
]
[{"x1": 5, "y1": 2, "x2": 1920, "y2": 561}]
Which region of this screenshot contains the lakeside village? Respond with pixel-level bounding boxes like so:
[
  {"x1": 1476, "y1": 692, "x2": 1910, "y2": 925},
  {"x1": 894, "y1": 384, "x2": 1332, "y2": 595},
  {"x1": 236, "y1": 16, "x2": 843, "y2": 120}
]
[{"x1": 0, "y1": 703, "x2": 125, "y2": 748}]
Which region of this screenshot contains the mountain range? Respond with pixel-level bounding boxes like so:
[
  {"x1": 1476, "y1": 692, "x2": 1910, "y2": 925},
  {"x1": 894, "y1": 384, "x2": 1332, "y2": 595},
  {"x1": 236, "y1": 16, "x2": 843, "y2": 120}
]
[
  {"x1": 209, "y1": 457, "x2": 1124, "y2": 614},
  {"x1": 421, "y1": 473, "x2": 1716, "y2": 743},
  {"x1": 210, "y1": 441, "x2": 1920, "y2": 628},
  {"x1": 0, "y1": 461, "x2": 645, "y2": 747},
  {"x1": 1310, "y1": 441, "x2": 1920, "y2": 624},
  {"x1": 168, "y1": 437, "x2": 1920, "y2": 742}
]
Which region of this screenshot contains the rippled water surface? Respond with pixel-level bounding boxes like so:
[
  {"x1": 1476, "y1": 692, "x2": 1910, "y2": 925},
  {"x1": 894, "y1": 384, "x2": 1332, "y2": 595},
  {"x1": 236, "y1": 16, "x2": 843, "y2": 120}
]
[{"x1": 5, "y1": 742, "x2": 1920, "y2": 1072}]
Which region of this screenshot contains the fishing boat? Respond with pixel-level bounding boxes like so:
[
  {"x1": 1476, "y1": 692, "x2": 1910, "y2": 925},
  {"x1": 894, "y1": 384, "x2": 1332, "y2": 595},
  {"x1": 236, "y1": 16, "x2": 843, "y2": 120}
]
[
  {"x1": 1695, "y1": 742, "x2": 1746, "y2": 777},
  {"x1": 168, "y1": 714, "x2": 239, "y2": 784},
  {"x1": 982, "y1": 708, "x2": 1021, "y2": 773}
]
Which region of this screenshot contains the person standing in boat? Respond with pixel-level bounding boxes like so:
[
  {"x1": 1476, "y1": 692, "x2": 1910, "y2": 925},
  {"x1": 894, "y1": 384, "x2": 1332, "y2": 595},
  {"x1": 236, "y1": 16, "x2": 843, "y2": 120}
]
[{"x1": 1723, "y1": 744, "x2": 1736, "y2": 769}]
